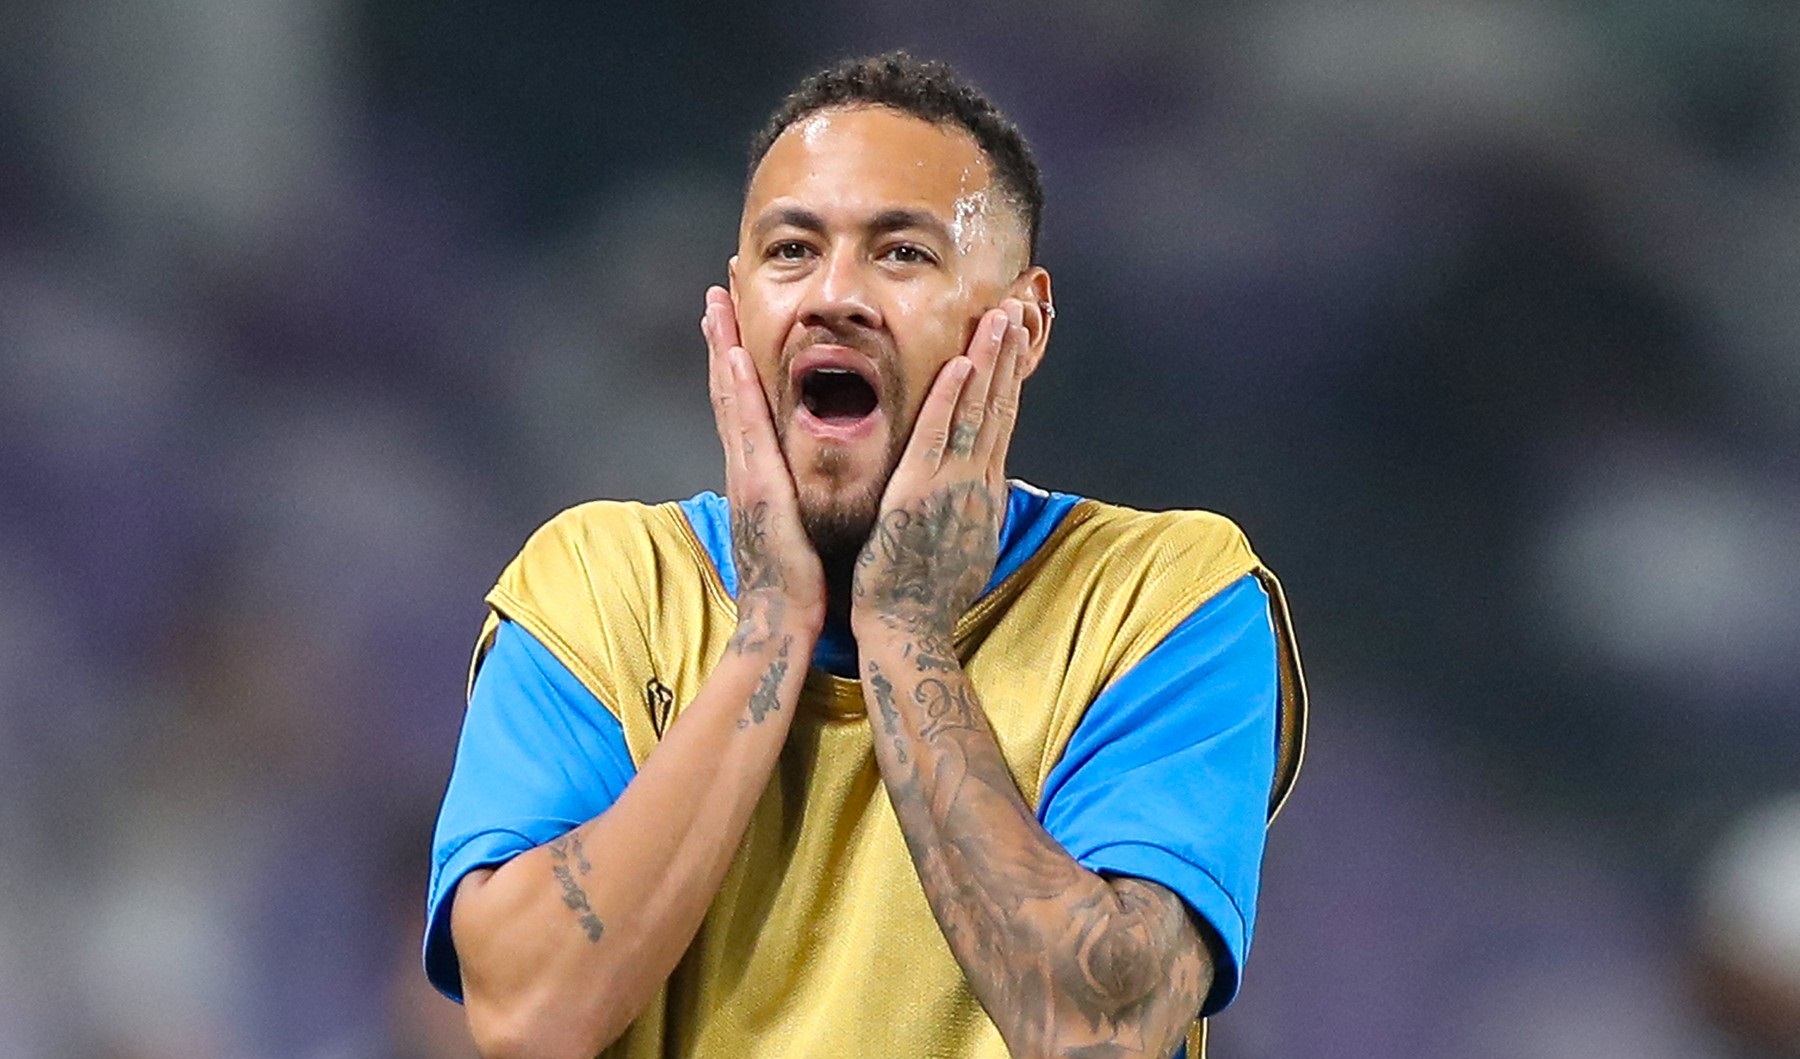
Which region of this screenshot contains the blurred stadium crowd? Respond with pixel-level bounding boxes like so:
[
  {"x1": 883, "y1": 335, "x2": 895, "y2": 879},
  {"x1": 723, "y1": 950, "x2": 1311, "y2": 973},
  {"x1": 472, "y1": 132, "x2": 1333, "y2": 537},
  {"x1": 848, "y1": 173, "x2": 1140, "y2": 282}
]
[{"x1": 2, "y1": 2, "x2": 1797, "y2": 1056}]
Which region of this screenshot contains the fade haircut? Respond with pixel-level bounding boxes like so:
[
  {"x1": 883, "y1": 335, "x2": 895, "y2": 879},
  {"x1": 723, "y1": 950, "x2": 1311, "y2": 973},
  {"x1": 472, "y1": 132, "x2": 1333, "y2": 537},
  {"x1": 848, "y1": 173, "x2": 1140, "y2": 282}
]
[{"x1": 748, "y1": 51, "x2": 1045, "y2": 262}]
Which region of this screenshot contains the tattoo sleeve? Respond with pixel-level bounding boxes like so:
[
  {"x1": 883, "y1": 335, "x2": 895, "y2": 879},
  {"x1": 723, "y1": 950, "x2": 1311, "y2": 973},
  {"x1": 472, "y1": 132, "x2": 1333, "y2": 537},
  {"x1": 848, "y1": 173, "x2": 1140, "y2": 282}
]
[
  {"x1": 864, "y1": 663, "x2": 1211, "y2": 1054},
  {"x1": 855, "y1": 481, "x2": 1212, "y2": 1054}
]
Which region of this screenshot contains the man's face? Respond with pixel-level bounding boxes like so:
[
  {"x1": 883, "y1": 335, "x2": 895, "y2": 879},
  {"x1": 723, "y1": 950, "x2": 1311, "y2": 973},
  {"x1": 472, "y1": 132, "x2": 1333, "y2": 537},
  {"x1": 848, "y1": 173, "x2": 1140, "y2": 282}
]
[{"x1": 732, "y1": 105, "x2": 1029, "y2": 560}]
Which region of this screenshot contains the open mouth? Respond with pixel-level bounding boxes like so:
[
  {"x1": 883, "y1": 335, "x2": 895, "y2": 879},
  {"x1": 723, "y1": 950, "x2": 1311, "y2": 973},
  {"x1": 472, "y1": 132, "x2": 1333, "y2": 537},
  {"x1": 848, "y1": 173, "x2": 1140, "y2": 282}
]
[{"x1": 799, "y1": 367, "x2": 879, "y2": 424}]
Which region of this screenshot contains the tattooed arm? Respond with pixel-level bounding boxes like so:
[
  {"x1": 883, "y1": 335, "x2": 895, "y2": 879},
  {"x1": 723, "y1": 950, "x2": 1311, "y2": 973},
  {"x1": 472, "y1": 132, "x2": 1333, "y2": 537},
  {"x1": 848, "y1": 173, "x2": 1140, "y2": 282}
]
[
  {"x1": 448, "y1": 290, "x2": 825, "y2": 1059},
  {"x1": 861, "y1": 644, "x2": 1212, "y2": 1058},
  {"x1": 449, "y1": 623, "x2": 807, "y2": 1059},
  {"x1": 853, "y1": 300, "x2": 1210, "y2": 1057}
]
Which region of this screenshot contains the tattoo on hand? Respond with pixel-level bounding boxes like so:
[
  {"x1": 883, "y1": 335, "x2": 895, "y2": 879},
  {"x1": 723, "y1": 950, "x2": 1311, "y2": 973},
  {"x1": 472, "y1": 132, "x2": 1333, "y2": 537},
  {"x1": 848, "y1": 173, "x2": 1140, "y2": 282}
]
[
  {"x1": 854, "y1": 481, "x2": 998, "y2": 638},
  {"x1": 733, "y1": 501, "x2": 780, "y2": 594},
  {"x1": 949, "y1": 420, "x2": 979, "y2": 458},
  {"x1": 729, "y1": 501, "x2": 788, "y2": 654},
  {"x1": 545, "y1": 833, "x2": 604, "y2": 943},
  {"x1": 738, "y1": 636, "x2": 792, "y2": 728}
]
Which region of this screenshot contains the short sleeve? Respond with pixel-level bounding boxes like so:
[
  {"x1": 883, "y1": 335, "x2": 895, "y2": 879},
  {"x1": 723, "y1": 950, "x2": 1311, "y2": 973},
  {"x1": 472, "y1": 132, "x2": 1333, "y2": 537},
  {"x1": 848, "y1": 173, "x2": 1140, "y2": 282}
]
[
  {"x1": 424, "y1": 620, "x2": 638, "y2": 1001},
  {"x1": 1038, "y1": 573, "x2": 1279, "y2": 1016}
]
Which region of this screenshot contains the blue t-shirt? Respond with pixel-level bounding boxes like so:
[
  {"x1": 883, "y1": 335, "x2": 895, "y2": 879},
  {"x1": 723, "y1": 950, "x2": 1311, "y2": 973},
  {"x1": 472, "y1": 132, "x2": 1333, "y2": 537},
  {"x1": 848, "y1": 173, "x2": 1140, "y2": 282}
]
[{"x1": 427, "y1": 484, "x2": 1280, "y2": 1023}]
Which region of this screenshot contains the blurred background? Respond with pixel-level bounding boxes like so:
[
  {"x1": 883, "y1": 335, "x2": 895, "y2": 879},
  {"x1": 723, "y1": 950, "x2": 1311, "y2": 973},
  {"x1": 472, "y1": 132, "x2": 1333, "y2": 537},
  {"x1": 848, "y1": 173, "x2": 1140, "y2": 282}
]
[{"x1": 3, "y1": 1, "x2": 1799, "y2": 1056}]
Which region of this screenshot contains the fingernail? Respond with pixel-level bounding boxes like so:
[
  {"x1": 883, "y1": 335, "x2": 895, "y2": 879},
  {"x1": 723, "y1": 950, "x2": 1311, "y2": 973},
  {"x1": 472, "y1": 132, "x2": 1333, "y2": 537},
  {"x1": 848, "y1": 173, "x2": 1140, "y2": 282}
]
[
  {"x1": 990, "y1": 311, "x2": 1007, "y2": 340},
  {"x1": 1005, "y1": 300, "x2": 1024, "y2": 328}
]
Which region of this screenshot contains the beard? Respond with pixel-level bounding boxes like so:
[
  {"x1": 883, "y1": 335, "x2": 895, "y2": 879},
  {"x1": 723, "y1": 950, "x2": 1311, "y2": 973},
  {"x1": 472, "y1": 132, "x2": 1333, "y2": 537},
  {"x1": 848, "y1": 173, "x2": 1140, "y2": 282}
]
[{"x1": 793, "y1": 438, "x2": 908, "y2": 565}]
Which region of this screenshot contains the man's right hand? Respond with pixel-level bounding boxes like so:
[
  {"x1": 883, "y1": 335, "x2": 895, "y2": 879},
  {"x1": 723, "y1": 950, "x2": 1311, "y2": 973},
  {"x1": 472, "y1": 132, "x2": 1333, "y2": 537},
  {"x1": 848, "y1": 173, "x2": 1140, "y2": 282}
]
[{"x1": 702, "y1": 285, "x2": 827, "y2": 650}]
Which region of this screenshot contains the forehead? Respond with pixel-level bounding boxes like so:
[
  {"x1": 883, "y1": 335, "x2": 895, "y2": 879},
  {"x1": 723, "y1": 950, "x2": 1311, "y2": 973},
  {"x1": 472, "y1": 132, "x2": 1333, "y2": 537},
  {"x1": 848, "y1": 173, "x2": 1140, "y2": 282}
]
[{"x1": 744, "y1": 106, "x2": 997, "y2": 229}]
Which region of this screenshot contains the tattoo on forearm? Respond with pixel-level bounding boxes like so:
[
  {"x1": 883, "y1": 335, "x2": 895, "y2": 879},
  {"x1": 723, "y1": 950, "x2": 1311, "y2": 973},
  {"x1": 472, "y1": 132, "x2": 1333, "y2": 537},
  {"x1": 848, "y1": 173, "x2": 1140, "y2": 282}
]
[
  {"x1": 911, "y1": 646, "x2": 958, "y2": 672},
  {"x1": 545, "y1": 833, "x2": 605, "y2": 943},
  {"x1": 852, "y1": 464, "x2": 1205, "y2": 1048},
  {"x1": 866, "y1": 661, "x2": 908, "y2": 764},
  {"x1": 913, "y1": 676, "x2": 980, "y2": 742},
  {"x1": 866, "y1": 656, "x2": 1210, "y2": 1055},
  {"x1": 738, "y1": 636, "x2": 792, "y2": 728}
]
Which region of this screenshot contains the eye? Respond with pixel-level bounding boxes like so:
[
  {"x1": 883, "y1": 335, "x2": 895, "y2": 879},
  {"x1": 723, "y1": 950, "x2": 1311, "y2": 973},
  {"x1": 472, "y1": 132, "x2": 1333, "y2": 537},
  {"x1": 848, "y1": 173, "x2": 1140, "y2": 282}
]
[
  {"x1": 881, "y1": 243, "x2": 937, "y2": 266},
  {"x1": 767, "y1": 240, "x2": 815, "y2": 262}
]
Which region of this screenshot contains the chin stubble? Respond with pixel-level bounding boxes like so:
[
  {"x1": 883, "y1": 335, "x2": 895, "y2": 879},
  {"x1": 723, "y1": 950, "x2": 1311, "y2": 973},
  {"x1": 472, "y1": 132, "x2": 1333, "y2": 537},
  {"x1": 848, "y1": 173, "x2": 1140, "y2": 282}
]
[{"x1": 792, "y1": 425, "x2": 910, "y2": 566}]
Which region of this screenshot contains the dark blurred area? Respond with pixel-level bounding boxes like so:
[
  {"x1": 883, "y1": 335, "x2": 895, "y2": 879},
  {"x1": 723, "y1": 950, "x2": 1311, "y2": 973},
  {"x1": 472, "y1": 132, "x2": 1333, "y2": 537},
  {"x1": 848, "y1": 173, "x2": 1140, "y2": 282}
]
[{"x1": 3, "y1": 2, "x2": 1798, "y2": 1056}]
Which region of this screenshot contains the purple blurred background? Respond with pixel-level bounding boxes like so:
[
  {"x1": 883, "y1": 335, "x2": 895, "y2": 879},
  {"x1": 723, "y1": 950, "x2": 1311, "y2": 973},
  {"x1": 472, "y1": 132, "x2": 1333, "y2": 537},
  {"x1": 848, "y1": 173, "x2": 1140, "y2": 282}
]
[{"x1": 4, "y1": 2, "x2": 1799, "y2": 1056}]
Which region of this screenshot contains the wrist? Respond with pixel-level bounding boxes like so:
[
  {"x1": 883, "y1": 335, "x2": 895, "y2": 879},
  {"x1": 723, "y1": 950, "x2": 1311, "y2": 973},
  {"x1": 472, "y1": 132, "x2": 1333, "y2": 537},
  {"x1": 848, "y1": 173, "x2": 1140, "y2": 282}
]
[
  {"x1": 850, "y1": 611, "x2": 953, "y2": 657},
  {"x1": 848, "y1": 589, "x2": 970, "y2": 648},
  {"x1": 735, "y1": 589, "x2": 825, "y2": 646},
  {"x1": 706, "y1": 619, "x2": 812, "y2": 735}
]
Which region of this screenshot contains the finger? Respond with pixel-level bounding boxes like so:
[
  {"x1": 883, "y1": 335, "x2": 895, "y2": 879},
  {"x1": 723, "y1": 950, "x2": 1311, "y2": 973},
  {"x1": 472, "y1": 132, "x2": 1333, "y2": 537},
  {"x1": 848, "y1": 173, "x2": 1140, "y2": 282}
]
[
  {"x1": 948, "y1": 308, "x2": 1007, "y2": 460},
  {"x1": 979, "y1": 301, "x2": 1026, "y2": 472},
  {"x1": 900, "y1": 355, "x2": 975, "y2": 473},
  {"x1": 706, "y1": 285, "x2": 743, "y2": 351},
  {"x1": 704, "y1": 306, "x2": 746, "y2": 486},
  {"x1": 727, "y1": 346, "x2": 786, "y2": 483},
  {"x1": 960, "y1": 306, "x2": 1006, "y2": 407},
  {"x1": 704, "y1": 305, "x2": 726, "y2": 418}
]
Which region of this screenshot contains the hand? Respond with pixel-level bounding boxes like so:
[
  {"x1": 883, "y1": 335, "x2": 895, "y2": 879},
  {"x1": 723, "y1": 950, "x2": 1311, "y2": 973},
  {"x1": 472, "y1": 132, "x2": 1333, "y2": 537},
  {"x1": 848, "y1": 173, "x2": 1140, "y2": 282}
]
[
  {"x1": 702, "y1": 286, "x2": 827, "y2": 648},
  {"x1": 850, "y1": 298, "x2": 1028, "y2": 645}
]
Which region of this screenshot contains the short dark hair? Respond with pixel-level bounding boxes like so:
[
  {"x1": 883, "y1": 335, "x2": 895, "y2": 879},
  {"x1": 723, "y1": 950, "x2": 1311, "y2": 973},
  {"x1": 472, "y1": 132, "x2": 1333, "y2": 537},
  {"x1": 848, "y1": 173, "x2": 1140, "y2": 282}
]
[{"x1": 748, "y1": 51, "x2": 1044, "y2": 261}]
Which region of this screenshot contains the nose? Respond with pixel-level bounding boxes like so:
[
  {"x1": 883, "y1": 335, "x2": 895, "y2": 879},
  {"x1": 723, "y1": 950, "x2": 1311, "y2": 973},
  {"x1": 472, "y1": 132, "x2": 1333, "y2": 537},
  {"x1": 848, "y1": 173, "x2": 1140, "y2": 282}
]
[{"x1": 798, "y1": 244, "x2": 882, "y2": 334}]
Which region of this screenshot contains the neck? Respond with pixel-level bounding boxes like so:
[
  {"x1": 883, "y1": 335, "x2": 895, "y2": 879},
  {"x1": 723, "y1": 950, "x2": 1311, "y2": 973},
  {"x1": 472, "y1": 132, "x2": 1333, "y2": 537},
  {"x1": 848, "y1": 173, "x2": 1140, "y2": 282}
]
[{"x1": 820, "y1": 549, "x2": 858, "y2": 633}]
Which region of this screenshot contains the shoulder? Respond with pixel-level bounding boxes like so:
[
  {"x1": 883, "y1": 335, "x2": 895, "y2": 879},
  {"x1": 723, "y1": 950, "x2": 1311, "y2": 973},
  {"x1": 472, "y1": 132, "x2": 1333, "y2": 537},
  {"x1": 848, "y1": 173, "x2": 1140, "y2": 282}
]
[
  {"x1": 486, "y1": 495, "x2": 726, "y2": 650},
  {"x1": 478, "y1": 495, "x2": 734, "y2": 746},
  {"x1": 1054, "y1": 497, "x2": 1264, "y2": 604},
  {"x1": 500, "y1": 497, "x2": 708, "y2": 593},
  {"x1": 518, "y1": 497, "x2": 691, "y2": 556},
  {"x1": 978, "y1": 494, "x2": 1270, "y2": 683},
  {"x1": 1069, "y1": 496, "x2": 1254, "y2": 547},
  {"x1": 1036, "y1": 497, "x2": 1308, "y2": 819}
]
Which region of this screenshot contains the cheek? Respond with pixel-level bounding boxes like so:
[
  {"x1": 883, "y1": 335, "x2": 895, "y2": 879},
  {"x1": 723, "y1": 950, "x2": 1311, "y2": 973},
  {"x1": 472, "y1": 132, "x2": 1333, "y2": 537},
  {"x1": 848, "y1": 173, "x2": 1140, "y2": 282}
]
[
  {"x1": 736, "y1": 282, "x2": 799, "y2": 348},
  {"x1": 735, "y1": 291, "x2": 797, "y2": 390},
  {"x1": 889, "y1": 285, "x2": 988, "y2": 398}
]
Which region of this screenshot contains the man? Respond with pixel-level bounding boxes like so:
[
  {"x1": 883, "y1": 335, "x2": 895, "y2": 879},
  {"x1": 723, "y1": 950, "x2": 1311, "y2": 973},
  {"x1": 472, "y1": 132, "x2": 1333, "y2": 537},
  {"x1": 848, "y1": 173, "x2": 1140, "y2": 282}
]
[{"x1": 426, "y1": 52, "x2": 1305, "y2": 1058}]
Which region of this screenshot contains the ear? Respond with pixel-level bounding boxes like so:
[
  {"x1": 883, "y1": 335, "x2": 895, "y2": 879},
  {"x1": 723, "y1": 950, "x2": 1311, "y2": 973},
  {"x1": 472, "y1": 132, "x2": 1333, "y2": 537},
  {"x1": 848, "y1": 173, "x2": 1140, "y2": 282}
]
[
  {"x1": 727, "y1": 254, "x2": 740, "y2": 303},
  {"x1": 1007, "y1": 267, "x2": 1053, "y2": 380}
]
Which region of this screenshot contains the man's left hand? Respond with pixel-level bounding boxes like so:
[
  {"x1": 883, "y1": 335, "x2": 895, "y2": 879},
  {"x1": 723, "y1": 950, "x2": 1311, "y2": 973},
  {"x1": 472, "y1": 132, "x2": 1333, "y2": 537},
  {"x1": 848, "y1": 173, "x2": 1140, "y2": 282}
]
[{"x1": 850, "y1": 298, "x2": 1028, "y2": 646}]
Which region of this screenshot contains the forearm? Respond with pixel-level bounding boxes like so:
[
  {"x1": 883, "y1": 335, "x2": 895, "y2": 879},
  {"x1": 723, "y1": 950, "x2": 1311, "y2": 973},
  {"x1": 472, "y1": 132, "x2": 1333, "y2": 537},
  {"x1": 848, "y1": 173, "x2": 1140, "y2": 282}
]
[
  {"x1": 859, "y1": 630, "x2": 1210, "y2": 1059},
  {"x1": 452, "y1": 617, "x2": 812, "y2": 1059}
]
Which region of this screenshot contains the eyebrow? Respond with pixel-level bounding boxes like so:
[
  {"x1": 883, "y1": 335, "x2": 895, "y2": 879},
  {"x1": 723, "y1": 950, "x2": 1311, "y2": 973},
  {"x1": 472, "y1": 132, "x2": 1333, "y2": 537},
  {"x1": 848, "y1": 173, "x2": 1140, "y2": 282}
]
[
  {"x1": 749, "y1": 205, "x2": 955, "y2": 247},
  {"x1": 869, "y1": 208, "x2": 954, "y2": 246},
  {"x1": 750, "y1": 206, "x2": 827, "y2": 244}
]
